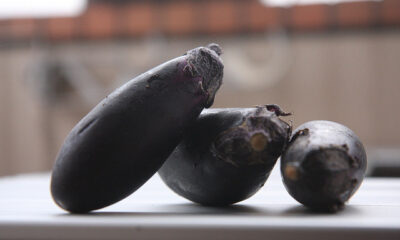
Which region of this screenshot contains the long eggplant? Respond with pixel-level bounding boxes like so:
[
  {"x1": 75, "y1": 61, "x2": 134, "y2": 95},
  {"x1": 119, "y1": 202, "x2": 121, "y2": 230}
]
[{"x1": 51, "y1": 44, "x2": 224, "y2": 213}]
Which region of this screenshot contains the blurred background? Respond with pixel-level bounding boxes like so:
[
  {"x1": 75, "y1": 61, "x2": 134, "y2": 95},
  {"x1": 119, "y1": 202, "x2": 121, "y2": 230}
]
[{"x1": 0, "y1": 0, "x2": 399, "y2": 177}]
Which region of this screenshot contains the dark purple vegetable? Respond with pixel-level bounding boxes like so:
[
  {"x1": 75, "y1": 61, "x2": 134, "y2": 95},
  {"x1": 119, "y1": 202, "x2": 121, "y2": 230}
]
[
  {"x1": 50, "y1": 44, "x2": 224, "y2": 213},
  {"x1": 281, "y1": 120, "x2": 367, "y2": 212},
  {"x1": 158, "y1": 105, "x2": 291, "y2": 206}
]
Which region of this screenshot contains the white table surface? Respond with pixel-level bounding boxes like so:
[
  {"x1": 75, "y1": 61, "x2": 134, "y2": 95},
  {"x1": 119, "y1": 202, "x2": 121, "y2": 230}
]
[{"x1": 0, "y1": 165, "x2": 399, "y2": 240}]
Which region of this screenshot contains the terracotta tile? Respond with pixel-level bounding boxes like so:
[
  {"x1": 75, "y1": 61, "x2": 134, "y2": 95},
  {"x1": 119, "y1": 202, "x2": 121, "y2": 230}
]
[
  {"x1": 380, "y1": 0, "x2": 400, "y2": 25},
  {"x1": 163, "y1": 2, "x2": 195, "y2": 35},
  {"x1": 336, "y1": 1, "x2": 374, "y2": 28},
  {"x1": 248, "y1": 0, "x2": 281, "y2": 31},
  {"x1": 8, "y1": 18, "x2": 36, "y2": 39},
  {"x1": 122, "y1": 2, "x2": 155, "y2": 36},
  {"x1": 47, "y1": 17, "x2": 77, "y2": 40},
  {"x1": 0, "y1": 20, "x2": 11, "y2": 39},
  {"x1": 204, "y1": 0, "x2": 237, "y2": 34},
  {"x1": 79, "y1": 4, "x2": 117, "y2": 39},
  {"x1": 290, "y1": 4, "x2": 328, "y2": 30}
]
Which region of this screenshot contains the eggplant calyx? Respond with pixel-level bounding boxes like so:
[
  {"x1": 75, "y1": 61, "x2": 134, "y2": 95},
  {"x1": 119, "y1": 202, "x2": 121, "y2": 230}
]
[
  {"x1": 264, "y1": 104, "x2": 292, "y2": 117},
  {"x1": 186, "y1": 44, "x2": 224, "y2": 108}
]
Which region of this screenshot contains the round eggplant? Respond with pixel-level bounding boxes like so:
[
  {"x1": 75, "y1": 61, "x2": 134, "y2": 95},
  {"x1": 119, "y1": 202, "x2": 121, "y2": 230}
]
[
  {"x1": 51, "y1": 44, "x2": 224, "y2": 213},
  {"x1": 281, "y1": 120, "x2": 367, "y2": 212},
  {"x1": 158, "y1": 105, "x2": 291, "y2": 206}
]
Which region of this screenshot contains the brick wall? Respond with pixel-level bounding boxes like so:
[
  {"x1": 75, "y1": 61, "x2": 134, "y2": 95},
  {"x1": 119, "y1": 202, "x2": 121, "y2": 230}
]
[{"x1": 0, "y1": 0, "x2": 399, "y2": 42}]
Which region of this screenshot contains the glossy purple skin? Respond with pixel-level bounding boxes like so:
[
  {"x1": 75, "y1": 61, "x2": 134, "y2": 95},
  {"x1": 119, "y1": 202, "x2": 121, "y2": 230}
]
[
  {"x1": 281, "y1": 120, "x2": 367, "y2": 212},
  {"x1": 51, "y1": 44, "x2": 223, "y2": 213}
]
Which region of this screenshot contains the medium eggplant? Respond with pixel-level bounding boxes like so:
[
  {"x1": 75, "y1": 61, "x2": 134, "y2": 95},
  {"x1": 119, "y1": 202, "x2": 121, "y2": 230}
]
[
  {"x1": 51, "y1": 44, "x2": 224, "y2": 213},
  {"x1": 158, "y1": 105, "x2": 291, "y2": 206},
  {"x1": 281, "y1": 120, "x2": 367, "y2": 212}
]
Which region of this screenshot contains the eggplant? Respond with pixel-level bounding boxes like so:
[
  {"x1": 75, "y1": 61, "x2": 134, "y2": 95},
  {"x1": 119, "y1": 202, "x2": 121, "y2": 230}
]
[
  {"x1": 50, "y1": 44, "x2": 224, "y2": 213},
  {"x1": 281, "y1": 120, "x2": 367, "y2": 212},
  {"x1": 158, "y1": 105, "x2": 291, "y2": 206}
]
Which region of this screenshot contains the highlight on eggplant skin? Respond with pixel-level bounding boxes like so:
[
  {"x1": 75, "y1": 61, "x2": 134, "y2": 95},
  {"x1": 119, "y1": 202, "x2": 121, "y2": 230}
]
[
  {"x1": 281, "y1": 120, "x2": 367, "y2": 212},
  {"x1": 50, "y1": 44, "x2": 224, "y2": 213},
  {"x1": 158, "y1": 105, "x2": 292, "y2": 206}
]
